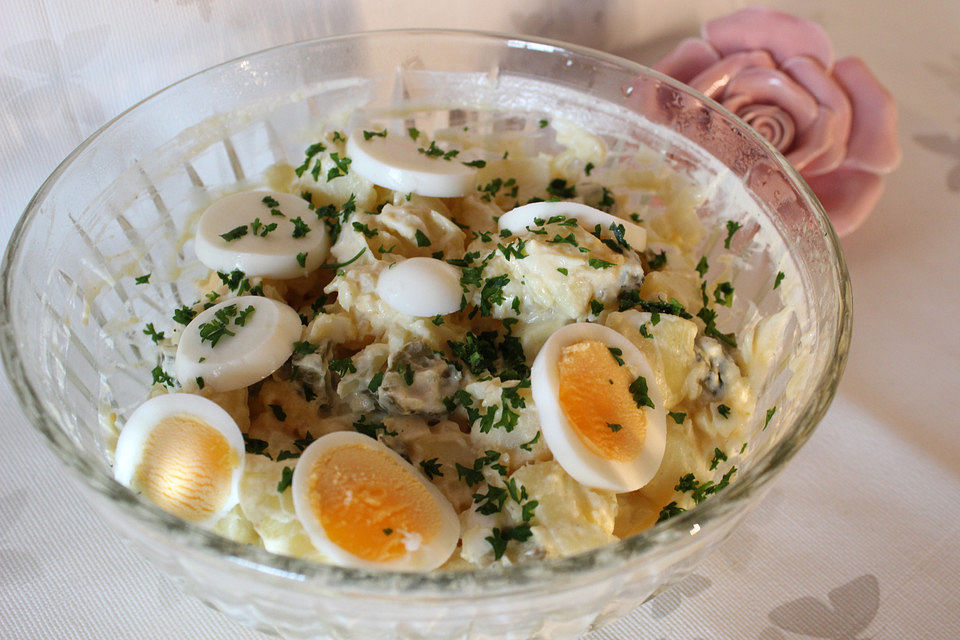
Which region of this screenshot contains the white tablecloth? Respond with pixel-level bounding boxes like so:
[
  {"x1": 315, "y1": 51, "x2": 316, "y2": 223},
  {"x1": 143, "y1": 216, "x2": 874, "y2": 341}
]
[{"x1": 2, "y1": 1, "x2": 958, "y2": 638}]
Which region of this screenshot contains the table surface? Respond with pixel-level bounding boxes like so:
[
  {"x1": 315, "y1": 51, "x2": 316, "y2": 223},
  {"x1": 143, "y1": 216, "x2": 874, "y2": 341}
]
[{"x1": 2, "y1": 1, "x2": 958, "y2": 638}]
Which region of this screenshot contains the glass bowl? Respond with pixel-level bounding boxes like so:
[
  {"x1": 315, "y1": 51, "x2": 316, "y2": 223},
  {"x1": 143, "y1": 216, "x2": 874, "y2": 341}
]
[{"x1": 0, "y1": 30, "x2": 850, "y2": 639}]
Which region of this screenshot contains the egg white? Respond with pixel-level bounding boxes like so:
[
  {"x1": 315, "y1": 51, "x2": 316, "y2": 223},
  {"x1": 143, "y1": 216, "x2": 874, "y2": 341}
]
[
  {"x1": 175, "y1": 296, "x2": 302, "y2": 393},
  {"x1": 498, "y1": 201, "x2": 646, "y2": 251},
  {"x1": 194, "y1": 190, "x2": 329, "y2": 278},
  {"x1": 531, "y1": 322, "x2": 666, "y2": 493},
  {"x1": 376, "y1": 257, "x2": 462, "y2": 317},
  {"x1": 113, "y1": 393, "x2": 245, "y2": 524},
  {"x1": 291, "y1": 431, "x2": 460, "y2": 571},
  {"x1": 346, "y1": 129, "x2": 477, "y2": 197}
]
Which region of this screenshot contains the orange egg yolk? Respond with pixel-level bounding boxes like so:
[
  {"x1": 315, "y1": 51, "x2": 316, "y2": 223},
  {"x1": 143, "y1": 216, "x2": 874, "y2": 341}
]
[
  {"x1": 309, "y1": 443, "x2": 442, "y2": 563},
  {"x1": 133, "y1": 415, "x2": 237, "y2": 522},
  {"x1": 557, "y1": 340, "x2": 647, "y2": 462}
]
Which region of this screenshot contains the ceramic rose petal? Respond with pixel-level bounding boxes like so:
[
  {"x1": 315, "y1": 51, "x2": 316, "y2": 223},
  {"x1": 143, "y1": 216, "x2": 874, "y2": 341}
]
[
  {"x1": 652, "y1": 37, "x2": 720, "y2": 84},
  {"x1": 722, "y1": 67, "x2": 819, "y2": 131},
  {"x1": 781, "y1": 56, "x2": 851, "y2": 176},
  {"x1": 653, "y1": 7, "x2": 900, "y2": 236},
  {"x1": 832, "y1": 57, "x2": 902, "y2": 173},
  {"x1": 805, "y1": 168, "x2": 884, "y2": 236},
  {"x1": 703, "y1": 6, "x2": 834, "y2": 68},
  {"x1": 687, "y1": 50, "x2": 776, "y2": 99}
]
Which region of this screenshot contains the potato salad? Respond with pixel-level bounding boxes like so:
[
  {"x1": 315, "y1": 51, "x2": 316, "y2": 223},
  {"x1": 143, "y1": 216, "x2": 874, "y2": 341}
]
[{"x1": 113, "y1": 121, "x2": 759, "y2": 571}]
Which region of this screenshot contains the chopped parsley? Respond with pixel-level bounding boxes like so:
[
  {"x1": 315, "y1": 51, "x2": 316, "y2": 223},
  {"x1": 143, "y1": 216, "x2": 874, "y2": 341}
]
[
  {"x1": 713, "y1": 282, "x2": 734, "y2": 307},
  {"x1": 195, "y1": 376, "x2": 205, "y2": 389},
  {"x1": 717, "y1": 404, "x2": 732, "y2": 419},
  {"x1": 538, "y1": 119, "x2": 548, "y2": 128},
  {"x1": 234, "y1": 305, "x2": 255, "y2": 327},
  {"x1": 329, "y1": 357, "x2": 357, "y2": 377},
  {"x1": 290, "y1": 217, "x2": 311, "y2": 238},
  {"x1": 556, "y1": 267, "x2": 568, "y2": 276},
  {"x1": 292, "y1": 340, "x2": 320, "y2": 355},
  {"x1": 431, "y1": 314, "x2": 445, "y2": 326},
  {"x1": 277, "y1": 466, "x2": 294, "y2": 493},
  {"x1": 607, "y1": 347, "x2": 624, "y2": 366},
  {"x1": 545, "y1": 178, "x2": 575, "y2": 199},
  {"x1": 765, "y1": 407, "x2": 776, "y2": 429},
  {"x1": 455, "y1": 463, "x2": 484, "y2": 487},
  {"x1": 134, "y1": 273, "x2": 150, "y2": 285},
  {"x1": 407, "y1": 127, "x2": 420, "y2": 140},
  {"x1": 261, "y1": 195, "x2": 279, "y2": 208},
  {"x1": 326, "y1": 152, "x2": 351, "y2": 181},
  {"x1": 269, "y1": 404, "x2": 287, "y2": 422},
  {"x1": 462, "y1": 159, "x2": 486, "y2": 168},
  {"x1": 352, "y1": 221, "x2": 378, "y2": 238},
  {"x1": 647, "y1": 250, "x2": 667, "y2": 270},
  {"x1": 419, "y1": 458, "x2": 443, "y2": 480},
  {"x1": 607, "y1": 423, "x2": 623, "y2": 432},
  {"x1": 172, "y1": 305, "x2": 196, "y2": 325},
  {"x1": 353, "y1": 415, "x2": 397, "y2": 440},
  {"x1": 709, "y1": 448, "x2": 727, "y2": 470},
  {"x1": 243, "y1": 434, "x2": 270, "y2": 457},
  {"x1": 415, "y1": 229, "x2": 431, "y2": 247},
  {"x1": 724, "y1": 220, "x2": 742, "y2": 249},
  {"x1": 368, "y1": 371, "x2": 385, "y2": 393},
  {"x1": 362, "y1": 129, "x2": 387, "y2": 140},
  {"x1": 296, "y1": 252, "x2": 307, "y2": 267},
  {"x1": 142, "y1": 323, "x2": 164, "y2": 344},
  {"x1": 398, "y1": 363, "x2": 414, "y2": 386},
  {"x1": 319, "y1": 247, "x2": 366, "y2": 269},
  {"x1": 657, "y1": 501, "x2": 685, "y2": 523},
  {"x1": 584, "y1": 162, "x2": 595, "y2": 176},
  {"x1": 198, "y1": 304, "x2": 239, "y2": 347},
  {"x1": 667, "y1": 411, "x2": 686, "y2": 424},
  {"x1": 249, "y1": 218, "x2": 278, "y2": 238},
  {"x1": 695, "y1": 256, "x2": 709, "y2": 277},
  {"x1": 294, "y1": 142, "x2": 327, "y2": 178},
  {"x1": 219, "y1": 225, "x2": 248, "y2": 242},
  {"x1": 588, "y1": 257, "x2": 615, "y2": 270},
  {"x1": 774, "y1": 271, "x2": 786, "y2": 289},
  {"x1": 629, "y1": 375, "x2": 654, "y2": 409},
  {"x1": 151, "y1": 365, "x2": 175, "y2": 388},
  {"x1": 519, "y1": 431, "x2": 541, "y2": 452},
  {"x1": 487, "y1": 524, "x2": 533, "y2": 560}
]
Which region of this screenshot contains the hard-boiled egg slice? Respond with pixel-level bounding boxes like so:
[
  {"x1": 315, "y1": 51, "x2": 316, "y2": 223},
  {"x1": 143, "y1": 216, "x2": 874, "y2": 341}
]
[
  {"x1": 498, "y1": 201, "x2": 647, "y2": 251},
  {"x1": 292, "y1": 431, "x2": 460, "y2": 571},
  {"x1": 175, "y1": 295, "x2": 302, "y2": 393},
  {"x1": 195, "y1": 190, "x2": 329, "y2": 278},
  {"x1": 345, "y1": 129, "x2": 477, "y2": 197},
  {"x1": 114, "y1": 393, "x2": 244, "y2": 524},
  {"x1": 531, "y1": 322, "x2": 666, "y2": 492},
  {"x1": 376, "y1": 257, "x2": 462, "y2": 317}
]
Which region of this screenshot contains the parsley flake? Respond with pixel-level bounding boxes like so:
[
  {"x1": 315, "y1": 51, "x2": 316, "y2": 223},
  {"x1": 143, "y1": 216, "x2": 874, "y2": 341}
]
[
  {"x1": 277, "y1": 467, "x2": 294, "y2": 493},
  {"x1": 219, "y1": 225, "x2": 248, "y2": 242},
  {"x1": 765, "y1": 407, "x2": 776, "y2": 429},
  {"x1": 774, "y1": 271, "x2": 786, "y2": 289},
  {"x1": 724, "y1": 220, "x2": 742, "y2": 249},
  {"x1": 134, "y1": 273, "x2": 151, "y2": 285},
  {"x1": 667, "y1": 411, "x2": 686, "y2": 424}
]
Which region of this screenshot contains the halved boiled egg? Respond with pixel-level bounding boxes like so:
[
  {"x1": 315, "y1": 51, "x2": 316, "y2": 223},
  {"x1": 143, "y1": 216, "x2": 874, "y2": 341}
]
[
  {"x1": 175, "y1": 295, "x2": 302, "y2": 393},
  {"x1": 195, "y1": 190, "x2": 329, "y2": 278},
  {"x1": 531, "y1": 322, "x2": 666, "y2": 492},
  {"x1": 114, "y1": 393, "x2": 244, "y2": 524},
  {"x1": 345, "y1": 129, "x2": 477, "y2": 197},
  {"x1": 376, "y1": 257, "x2": 462, "y2": 317},
  {"x1": 498, "y1": 201, "x2": 647, "y2": 251},
  {"x1": 292, "y1": 431, "x2": 460, "y2": 571}
]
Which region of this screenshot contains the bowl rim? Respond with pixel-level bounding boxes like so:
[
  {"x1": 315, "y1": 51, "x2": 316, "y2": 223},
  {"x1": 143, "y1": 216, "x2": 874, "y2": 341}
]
[{"x1": 0, "y1": 27, "x2": 851, "y2": 596}]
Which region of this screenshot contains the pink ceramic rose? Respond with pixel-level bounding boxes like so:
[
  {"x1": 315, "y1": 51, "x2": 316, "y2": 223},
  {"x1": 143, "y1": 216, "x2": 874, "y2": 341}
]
[{"x1": 654, "y1": 7, "x2": 900, "y2": 235}]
